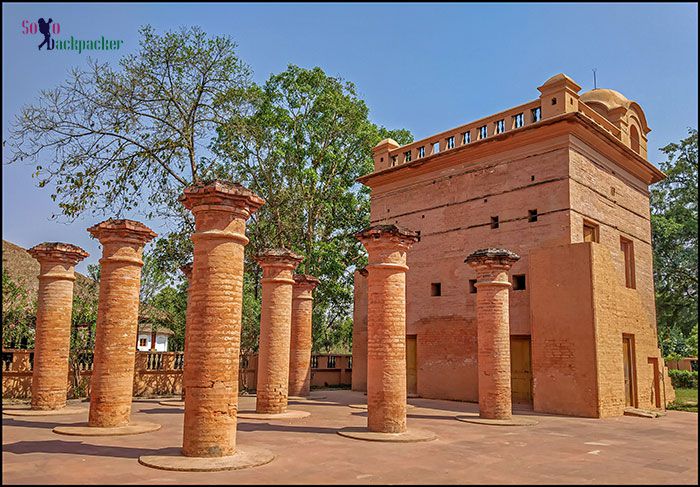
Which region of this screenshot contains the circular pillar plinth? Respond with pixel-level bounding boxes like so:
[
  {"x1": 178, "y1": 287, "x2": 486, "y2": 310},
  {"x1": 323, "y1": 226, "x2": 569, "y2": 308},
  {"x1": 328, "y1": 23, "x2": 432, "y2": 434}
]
[
  {"x1": 348, "y1": 404, "x2": 415, "y2": 410},
  {"x1": 3, "y1": 406, "x2": 86, "y2": 417},
  {"x1": 138, "y1": 446, "x2": 275, "y2": 472},
  {"x1": 455, "y1": 414, "x2": 538, "y2": 426},
  {"x1": 237, "y1": 410, "x2": 310, "y2": 420},
  {"x1": 158, "y1": 400, "x2": 185, "y2": 407},
  {"x1": 337, "y1": 426, "x2": 436, "y2": 443},
  {"x1": 53, "y1": 421, "x2": 161, "y2": 436}
]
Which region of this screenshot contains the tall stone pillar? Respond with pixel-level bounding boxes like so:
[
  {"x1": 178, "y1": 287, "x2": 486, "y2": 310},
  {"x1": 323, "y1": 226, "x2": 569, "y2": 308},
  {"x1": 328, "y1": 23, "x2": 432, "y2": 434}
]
[
  {"x1": 10, "y1": 244, "x2": 88, "y2": 416},
  {"x1": 338, "y1": 225, "x2": 435, "y2": 442},
  {"x1": 240, "y1": 249, "x2": 310, "y2": 420},
  {"x1": 89, "y1": 219, "x2": 156, "y2": 428},
  {"x1": 288, "y1": 274, "x2": 319, "y2": 398},
  {"x1": 465, "y1": 248, "x2": 520, "y2": 421},
  {"x1": 139, "y1": 181, "x2": 275, "y2": 472},
  {"x1": 351, "y1": 268, "x2": 368, "y2": 392},
  {"x1": 53, "y1": 220, "x2": 158, "y2": 435}
]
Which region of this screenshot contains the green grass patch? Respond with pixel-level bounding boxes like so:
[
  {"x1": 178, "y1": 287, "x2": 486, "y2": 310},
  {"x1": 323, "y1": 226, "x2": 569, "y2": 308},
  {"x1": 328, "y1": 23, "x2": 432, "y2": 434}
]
[{"x1": 668, "y1": 387, "x2": 698, "y2": 412}]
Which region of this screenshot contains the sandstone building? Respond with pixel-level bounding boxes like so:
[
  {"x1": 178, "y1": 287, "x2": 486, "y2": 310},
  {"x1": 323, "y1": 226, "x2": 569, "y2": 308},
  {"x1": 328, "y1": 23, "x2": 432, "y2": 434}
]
[{"x1": 353, "y1": 73, "x2": 673, "y2": 417}]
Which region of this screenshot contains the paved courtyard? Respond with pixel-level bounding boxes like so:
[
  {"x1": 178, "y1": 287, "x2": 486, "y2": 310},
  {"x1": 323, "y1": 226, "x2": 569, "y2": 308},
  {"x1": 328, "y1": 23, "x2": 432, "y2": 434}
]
[{"x1": 2, "y1": 390, "x2": 697, "y2": 484}]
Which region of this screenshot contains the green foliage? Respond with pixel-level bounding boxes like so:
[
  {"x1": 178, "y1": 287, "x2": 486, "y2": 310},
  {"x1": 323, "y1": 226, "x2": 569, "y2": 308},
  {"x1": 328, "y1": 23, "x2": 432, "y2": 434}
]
[
  {"x1": 652, "y1": 129, "x2": 698, "y2": 357},
  {"x1": 215, "y1": 64, "x2": 412, "y2": 352},
  {"x1": 668, "y1": 369, "x2": 698, "y2": 389},
  {"x1": 2, "y1": 269, "x2": 36, "y2": 349}
]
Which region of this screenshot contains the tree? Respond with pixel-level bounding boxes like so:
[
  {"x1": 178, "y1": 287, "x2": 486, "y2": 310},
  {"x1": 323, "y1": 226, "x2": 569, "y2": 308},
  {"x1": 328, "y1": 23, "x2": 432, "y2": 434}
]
[
  {"x1": 214, "y1": 65, "x2": 412, "y2": 352},
  {"x1": 8, "y1": 25, "x2": 253, "y2": 222},
  {"x1": 651, "y1": 128, "x2": 698, "y2": 357},
  {"x1": 1, "y1": 269, "x2": 36, "y2": 349}
]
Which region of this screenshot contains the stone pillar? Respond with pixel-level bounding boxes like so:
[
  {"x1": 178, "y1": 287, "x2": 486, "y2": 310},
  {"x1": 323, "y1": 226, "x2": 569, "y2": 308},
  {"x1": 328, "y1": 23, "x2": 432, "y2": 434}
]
[
  {"x1": 351, "y1": 268, "x2": 368, "y2": 392},
  {"x1": 87, "y1": 219, "x2": 156, "y2": 428},
  {"x1": 180, "y1": 181, "x2": 264, "y2": 457},
  {"x1": 465, "y1": 248, "x2": 520, "y2": 420},
  {"x1": 357, "y1": 225, "x2": 419, "y2": 433},
  {"x1": 255, "y1": 249, "x2": 303, "y2": 414},
  {"x1": 288, "y1": 274, "x2": 319, "y2": 398},
  {"x1": 28, "y1": 243, "x2": 88, "y2": 410}
]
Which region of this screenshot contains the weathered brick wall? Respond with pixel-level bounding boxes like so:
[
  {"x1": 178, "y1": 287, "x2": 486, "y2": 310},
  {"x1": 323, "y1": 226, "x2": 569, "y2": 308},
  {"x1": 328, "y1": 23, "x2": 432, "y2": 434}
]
[
  {"x1": 591, "y1": 244, "x2": 673, "y2": 416},
  {"x1": 530, "y1": 243, "x2": 600, "y2": 417},
  {"x1": 415, "y1": 316, "x2": 476, "y2": 401}
]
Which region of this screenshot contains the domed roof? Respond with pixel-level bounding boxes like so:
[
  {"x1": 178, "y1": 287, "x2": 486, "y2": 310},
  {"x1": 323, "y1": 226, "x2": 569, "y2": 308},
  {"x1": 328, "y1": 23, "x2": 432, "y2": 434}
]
[{"x1": 580, "y1": 88, "x2": 632, "y2": 111}]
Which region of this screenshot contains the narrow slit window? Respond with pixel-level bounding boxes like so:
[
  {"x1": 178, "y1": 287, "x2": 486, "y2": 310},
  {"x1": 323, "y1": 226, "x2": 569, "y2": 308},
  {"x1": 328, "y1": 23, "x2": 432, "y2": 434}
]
[
  {"x1": 491, "y1": 216, "x2": 499, "y2": 229},
  {"x1": 432, "y1": 141, "x2": 440, "y2": 154},
  {"x1": 528, "y1": 209, "x2": 538, "y2": 222},
  {"x1": 513, "y1": 274, "x2": 526, "y2": 291},
  {"x1": 468, "y1": 279, "x2": 477, "y2": 294},
  {"x1": 446, "y1": 136, "x2": 455, "y2": 149},
  {"x1": 462, "y1": 131, "x2": 471, "y2": 144},
  {"x1": 390, "y1": 155, "x2": 398, "y2": 167},
  {"x1": 418, "y1": 146, "x2": 425, "y2": 158},
  {"x1": 620, "y1": 237, "x2": 636, "y2": 289},
  {"x1": 478, "y1": 125, "x2": 488, "y2": 139},
  {"x1": 404, "y1": 150, "x2": 412, "y2": 163},
  {"x1": 431, "y1": 282, "x2": 442, "y2": 296}
]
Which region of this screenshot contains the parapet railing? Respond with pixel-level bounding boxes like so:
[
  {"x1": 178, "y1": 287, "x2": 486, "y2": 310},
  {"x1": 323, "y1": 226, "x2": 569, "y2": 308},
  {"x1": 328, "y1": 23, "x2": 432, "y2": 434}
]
[
  {"x1": 387, "y1": 99, "x2": 543, "y2": 167},
  {"x1": 578, "y1": 102, "x2": 622, "y2": 138}
]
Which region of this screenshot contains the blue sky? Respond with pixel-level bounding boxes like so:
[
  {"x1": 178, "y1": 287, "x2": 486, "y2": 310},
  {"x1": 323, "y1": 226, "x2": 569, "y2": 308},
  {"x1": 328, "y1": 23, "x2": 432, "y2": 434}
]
[{"x1": 2, "y1": 2, "x2": 698, "y2": 274}]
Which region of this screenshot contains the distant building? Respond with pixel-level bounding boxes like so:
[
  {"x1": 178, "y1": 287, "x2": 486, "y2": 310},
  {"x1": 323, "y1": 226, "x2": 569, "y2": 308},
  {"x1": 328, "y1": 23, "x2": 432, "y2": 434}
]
[
  {"x1": 136, "y1": 324, "x2": 174, "y2": 352},
  {"x1": 353, "y1": 73, "x2": 673, "y2": 417}
]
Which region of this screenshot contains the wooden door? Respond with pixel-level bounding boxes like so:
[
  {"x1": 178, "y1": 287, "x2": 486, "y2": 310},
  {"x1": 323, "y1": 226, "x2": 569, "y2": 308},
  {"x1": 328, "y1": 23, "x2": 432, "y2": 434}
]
[
  {"x1": 406, "y1": 335, "x2": 417, "y2": 395},
  {"x1": 623, "y1": 335, "x2": 636, "y2": 407},
  {"x1": 510, "y1": 336, "x2": 532, "y2": 404}
]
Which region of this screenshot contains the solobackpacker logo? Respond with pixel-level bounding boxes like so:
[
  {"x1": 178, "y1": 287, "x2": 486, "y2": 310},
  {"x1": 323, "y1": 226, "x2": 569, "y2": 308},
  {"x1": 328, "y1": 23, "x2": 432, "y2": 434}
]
[{"x1": 21, "y1": 18, "x2": 124, "y2": 53}]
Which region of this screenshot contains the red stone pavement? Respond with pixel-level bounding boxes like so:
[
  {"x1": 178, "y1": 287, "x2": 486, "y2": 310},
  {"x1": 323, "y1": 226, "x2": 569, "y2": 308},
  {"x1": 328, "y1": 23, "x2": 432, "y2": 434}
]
[{"x1": 2, "y1": 390, "x2": 697, "y2": 484}]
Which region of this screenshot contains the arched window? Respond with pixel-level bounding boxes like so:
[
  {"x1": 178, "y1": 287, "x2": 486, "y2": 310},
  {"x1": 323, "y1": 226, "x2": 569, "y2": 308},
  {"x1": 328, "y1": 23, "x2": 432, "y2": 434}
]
[{"x1": 630, "y1": 124, "x2": 640, "y2": 154}]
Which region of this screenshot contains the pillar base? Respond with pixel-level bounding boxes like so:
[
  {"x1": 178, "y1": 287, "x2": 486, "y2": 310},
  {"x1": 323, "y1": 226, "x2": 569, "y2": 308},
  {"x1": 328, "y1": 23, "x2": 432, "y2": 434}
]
[
  {"x1": 237, "y1": 410, "x2": 310, "y2": 420},
  {"x1": 337, "y1": 426, "x2": 436, "y2": 443},
  {"x1": 455, "y1": 414, "x2": 538, "y2": 426},
  {"x1": 138, "y1": 446, "x2": 275, "y2": 472},
  {"x1": 158, "y1": 400, "x2": 185, "y2": 407},
  {"x1": 348, "y1": 404, "x2": 415, "y2": 410},
  {"x1": 53, "y1": 421, "x2": 161, "y2": 436},
  {"x1": 3, "y1": 406, "x2": 86, "y2": 417}
]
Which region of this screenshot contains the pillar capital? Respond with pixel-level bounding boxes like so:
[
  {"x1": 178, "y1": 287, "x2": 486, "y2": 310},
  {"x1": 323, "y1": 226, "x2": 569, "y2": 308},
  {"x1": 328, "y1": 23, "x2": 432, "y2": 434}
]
[
  {"x1": 293, "y1": 274, "x2": 320, "y2": 294},
  {"x1": 180, "y1": 180, "x2": 265, "y2": 220},
  {"x1": 356, "y1": 225, "x2": 420, "y2": 270},
  {"x1": 256, "y1": 248, "x2": 303, "y2": 269},
  {"x1": 465, "y1": 248, "x2": 520, "y2": 271},
  {"x1": 28, "y1": 242, "x2": 89, "y2": 267},
  {"x1": 87, "y1": 219, "x2": 157, "y2": 246}
]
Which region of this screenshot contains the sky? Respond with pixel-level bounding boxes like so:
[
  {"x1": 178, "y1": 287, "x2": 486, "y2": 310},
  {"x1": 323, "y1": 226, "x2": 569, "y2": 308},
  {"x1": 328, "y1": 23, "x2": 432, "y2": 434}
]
[{"x1": 2, "y1": 2, "x2": 698, "y2": 274}]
